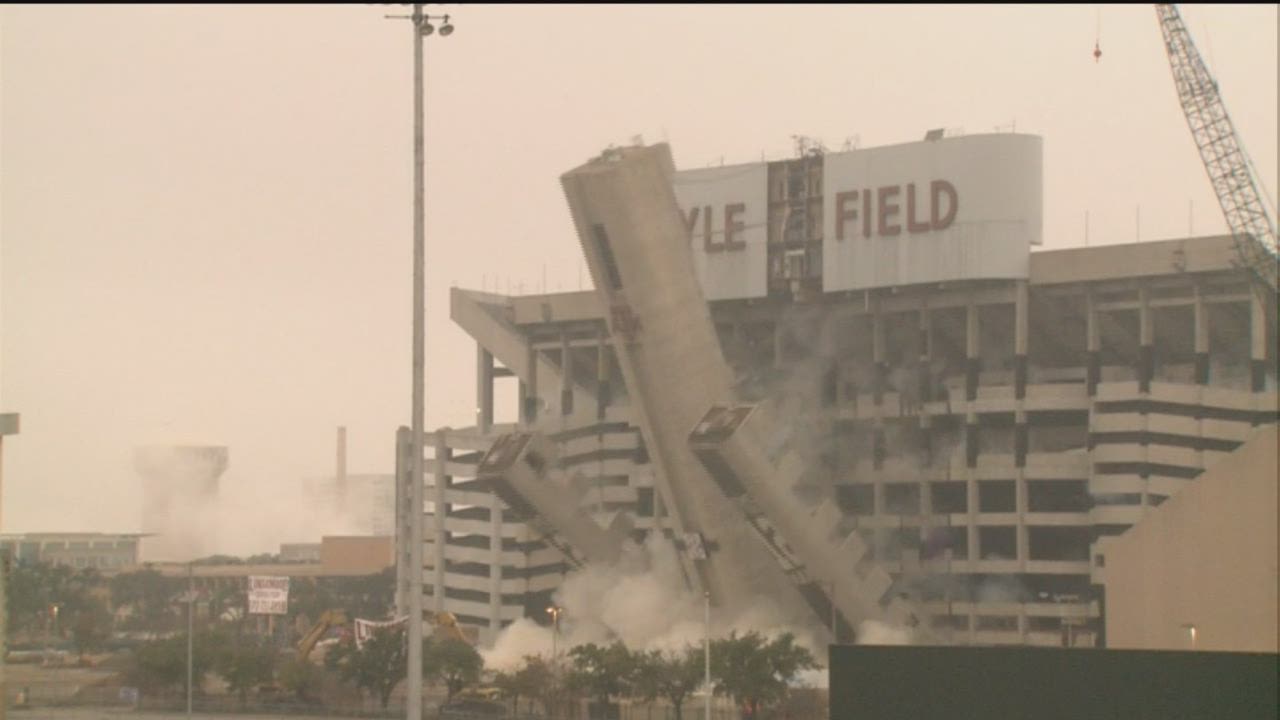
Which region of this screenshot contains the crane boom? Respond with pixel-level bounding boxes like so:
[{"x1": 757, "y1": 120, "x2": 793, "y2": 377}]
[{"x1": 1156, "y1": 4, "x2": 1278, "y2": 291}]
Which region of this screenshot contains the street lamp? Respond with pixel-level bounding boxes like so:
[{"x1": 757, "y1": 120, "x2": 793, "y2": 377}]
[
  {"x1": 46, "y1": 604, "x2": 61, "y2": 664},
  {"x1": 546, "y1": 606, "x2": 562, "y2": 660},
  {"x1": 382, "y1": 6, "x2": 456, "y2": 720}
]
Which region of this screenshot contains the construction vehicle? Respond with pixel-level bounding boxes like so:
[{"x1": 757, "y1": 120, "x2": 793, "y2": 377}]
[
  {"x1": 426, "y1": 611, "x2": 506, "y2": 710},
  {"x1": 427, "y1": 610, "x2": 477, "y2": 645},
  {"x1": 297, "y1": 609, "x2": 348, "y2": 663}
]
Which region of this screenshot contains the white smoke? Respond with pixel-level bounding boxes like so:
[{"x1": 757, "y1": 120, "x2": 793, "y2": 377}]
[
  {"x1": 133, "y1": 442, "x2": 374, "y2": 562},
  {"x1": 856, "y1": 620, "x2": 913, "y2": 645},
  {"x1": 482, "y1": 533, "x2": 824, "y2": 668}
]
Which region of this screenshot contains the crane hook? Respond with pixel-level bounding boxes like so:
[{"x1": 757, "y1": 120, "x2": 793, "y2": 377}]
[{"x1": 1094, "y1": 41, "x2": 1102, "y2": 63}]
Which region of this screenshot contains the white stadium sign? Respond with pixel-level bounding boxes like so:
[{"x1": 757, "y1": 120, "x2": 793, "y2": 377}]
[{"x1": 671, "y1": 134, "x2": 1043, "y2": 297}]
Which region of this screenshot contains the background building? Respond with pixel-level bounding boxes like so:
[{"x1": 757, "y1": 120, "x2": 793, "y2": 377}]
[{"x1": 0, "y1": 532, "x2": 146, "y2": 570}]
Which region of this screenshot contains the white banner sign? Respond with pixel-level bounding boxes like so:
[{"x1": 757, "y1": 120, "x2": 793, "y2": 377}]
[
  {"x1": 354, "y1": 616, "x2": 408, "y2": 649},
  {"x1": 247, "y1": 575, "x2": 290, "y2": 615},
  {"x1": 673, "y1": 163, "x2": 769, "y2": 301}
]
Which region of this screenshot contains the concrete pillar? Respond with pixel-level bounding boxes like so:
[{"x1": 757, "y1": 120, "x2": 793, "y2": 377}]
[
  {"x1": 965, "y1": 470, "x2": 979, "y2": 569},
  {"x1": 560, "y1": 332, "x2": 574, "y2": 416},
  {"x1": 477, "y1": 346, "x2": 495, "y2": 432},
  {"x1": 965, "y1": 418, "x2": 979, "y2": 468},
  {"x1": 872, "y1": 300, "x2": 887, "y2": 407},
  {"x1": 965, "y1": 300, "x2": 980, "y2": 402},
  {"x1": 1193, "y1": 285, "x2": 1210, "y2": 385},
  {"x1": 1250, "y1": 291, "x2": 1268, "y2": 392},
  {"x1": 1138, "y1": 286, "x2": 1154, "y2": 394},
  {"x1": 919, "y1": 305, "x2": 933, "y2": 404},
  {"x1": 432, "y1": 430, "x2": 451, "y2": 615},
  {"x1": 596, "y1": 327, "x2": 612, "y2": 419},
  {"x1": 523, "y1": 343, "x2": 538, "y2": 425},
  {"x1": 1015, "y1": 466, "x2": 1028, "y2": 573},
  {"x1": 1014, "y1": 281, "x2": 1029, "y2": 400},
  {"x1": 488, "y1": 494, "x2": 503, "y2": 637},
  {"x1": 1085, "y1": 290, "x2": 1100, "y2": 396}
]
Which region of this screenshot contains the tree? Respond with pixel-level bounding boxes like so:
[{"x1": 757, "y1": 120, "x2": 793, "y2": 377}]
[
  {"x1": 69, "y1": 596, "x2": 112, "y2": 662},
  {"x1": 213, "y1": 631, "x2": 277, "y2": 707},
  {"x1": 633, "y1": 646, "x2": 705, "y2": 720},
  {"x1": 517, "y1": 654, "x2": 571, "y2": 719},
  {"x1": 6, "y1": 563, "x2": 102, "y2": 641},
  {"x1": 325, "y1": 625, "x2": 406, "y2": 709},
  {"x1": 710, "y1": 631, "x2": 819, "y2": 720},
  {"x1": 491, "y1": 669, "x2": 524, "y2": 716},
  {"x1": 125, "y1": 632, "x2": 218, "y2": 697},
  {"x1": 278, "y1": 657, "x2": 324, "y2": 705},
  {"x1": 424, "y1": 636, "x2": 485, "y2": 703},
  {"x1": 110, "y1": 568, "x2": 179, "y2": 631},
  {"x1": 566, "y1": 641, "x2": 635, "y2": 714}
]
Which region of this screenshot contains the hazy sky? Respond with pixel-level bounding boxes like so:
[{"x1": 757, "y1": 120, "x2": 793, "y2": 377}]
[{"x1": 1, "y1": 4, "x2": 1276, "y2": 554}]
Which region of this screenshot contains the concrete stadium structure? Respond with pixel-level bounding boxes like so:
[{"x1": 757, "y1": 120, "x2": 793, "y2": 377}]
[{"x1": 396, "y1": 138, "x2": 1277, "y2": 647}]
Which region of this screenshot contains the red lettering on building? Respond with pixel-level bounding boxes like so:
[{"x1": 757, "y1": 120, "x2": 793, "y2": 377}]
[
  {"x1": 835, "y1": 191, "x2": 859, "y2": 241},
  {"x1": 877, "y1": 186, "x2": 902, "y2": 237},
  {"x1": 683, "y1": 206, "x2": 700, "y2": 236},
  {"x1": 723, "y1": 203, "x2": 746, "y2": 251},
  {"x1": 681, "y1": 203, "x2": 750, "y2": 252},
  {"x1": 930, "y1": 180, "x2": 958, "y2": 230},
  {"x1": 830, "y1": 179, "x2": 960, "y2": 240},
  {"x1": 906, "y1": 183, "x2": 931, "y2": 233}
]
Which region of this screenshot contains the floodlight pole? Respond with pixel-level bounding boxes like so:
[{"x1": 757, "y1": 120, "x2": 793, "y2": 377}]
[{"x1": 407, "y1": 5, "x2": 426, "y2": 720}]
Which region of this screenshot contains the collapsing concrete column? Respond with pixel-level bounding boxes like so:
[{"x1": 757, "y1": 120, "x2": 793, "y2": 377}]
[
  {"x1": 561, "y1": 143, "x2": 812, "y2": 621},
  {"x1": 523, "y1": 343, "x2": 539, "y2": 425},
  {"x1": 560, "y1": 332, "x2": 574, "y2": 416},
  {"x1": 477, "y1": 346, "x2": 495, "y2": 432},
  {"x1": 476, "y1": 432, "x2": 630, "y2": 568}
]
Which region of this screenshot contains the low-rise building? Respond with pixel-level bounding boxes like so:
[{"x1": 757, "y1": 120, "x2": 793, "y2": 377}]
[{"x1": 0, "y1": 532, "x2": 147, "y2": 570}]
